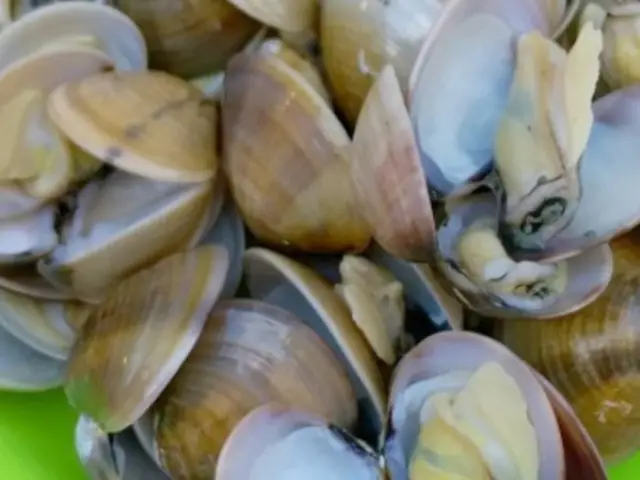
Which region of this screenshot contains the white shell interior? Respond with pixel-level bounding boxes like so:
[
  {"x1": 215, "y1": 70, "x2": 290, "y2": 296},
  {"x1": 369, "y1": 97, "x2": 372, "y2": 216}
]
[
  {"x1": 0, "y1": 205, "x2": 57, "y2": 262},
  {"x1": 0, "y1": 2, "x2": 147, "y2": 72},
  {"x1": 0, "y1": 185, "x2": 43, "y2": 220},
  {"x1": 409, "y1": 0, "x2": 548, "y2": 194},
  {"x1": 199, "y1": 200, "x2": 245, "y2": 299}
]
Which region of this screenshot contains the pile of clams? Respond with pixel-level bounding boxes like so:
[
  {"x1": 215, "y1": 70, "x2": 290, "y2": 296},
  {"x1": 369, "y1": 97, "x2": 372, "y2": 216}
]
[{"x1": 4, "y1": 0, "x2": 640, "y2": 478}]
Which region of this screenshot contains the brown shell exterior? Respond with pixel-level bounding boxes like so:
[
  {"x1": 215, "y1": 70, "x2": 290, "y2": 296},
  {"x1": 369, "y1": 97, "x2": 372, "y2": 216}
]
[
  {"x1": 65, "y1": 246, "x2": 229, "y2": 433},
  {"x1": 116, "y1": 0, "x2": 260, "y2": 78},
  {"x1": 320, "y1": 0, "x2": 440, "y2": 125},
  {"x1": 497, "y1": 233, "x2": 640, "y2": 461},
  {"x1": 351, "y1": 65, "x2": 435, "y2": 262},
  {"x1": 222, "y1": 51, "x2": 370, "y2": 253},
  {"x1": 153, "y1": 299, "x2": 357, "y2": 480}
]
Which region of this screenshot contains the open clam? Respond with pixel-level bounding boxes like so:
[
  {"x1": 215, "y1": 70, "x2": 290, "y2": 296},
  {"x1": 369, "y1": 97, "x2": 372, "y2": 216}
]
[
  {"x1": 75, "y1": 416, "x2": 170, "y2": 480},
  {"x1": 495, "y1": 236, "x2": 640, "y2": 462},
  {"x1": 243, "y1": 247, "x2": 387, "y2": 438},
  {"x1": 320, "y1": 0, "x2": 446, "y2": 125},
  {"x1": 216, "y1": 404, "x2": 381, "y2": 480},
  {"x1": 408, "y1": 0, "x2": 553, "y2": 197},
  {"x1": 385, "y1": 331, "x2": 565, "y2": 479},
  {"x1": 0, "y1": 264, "x2": 74, "y2": 300},
  {"x1": 150, "y1": 299, "x2": 357, "y2": 480},
  {"x1": 64, "y1": 245, "x2": 230, "y2": 432},
  {"x1": 48, "y1": 70, "x2": 218, "y2": 183},
  {"x1": 0, "y1": 206, "x2": 57, "y2": 265},
  {"x1": 0, "y1": 2, "x2": 146, "y2": 71},
  {"x1": 435, "y1": 192, "x2": 613, "y2": 319},
  {"x1": 38, "y1": 170, "x2": 214, "y2": 301},
  {"x1": 222, "y1": 45, "x2": 370, "y2": 253},
  {"x1": 115, "y1": 0, "x2": 258, "y2": 79}
]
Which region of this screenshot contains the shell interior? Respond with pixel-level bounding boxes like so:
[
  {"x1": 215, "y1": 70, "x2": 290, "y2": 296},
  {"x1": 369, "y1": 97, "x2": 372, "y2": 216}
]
[
  {"x1": 0, "y1": 265, "x2": 73, "y2": 301},
  {"x1": 243, "y1": 247, "x2": 386, "y2": 441},
  {"x1": 408, "y1": 0, "x2": 550, "y2": 194},
  {"x1": 216, "y1": 405, "x2": 380, "y2": 480},
  {"x1": 0, "y1": 2, "x2": 147, "y2": 71},
  {"x1": 0, "y1": 206, "x2": 57, "y2": 264}
]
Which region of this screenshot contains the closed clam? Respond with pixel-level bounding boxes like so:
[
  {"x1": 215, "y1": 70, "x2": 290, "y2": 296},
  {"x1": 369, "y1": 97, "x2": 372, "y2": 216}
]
[
  {"x1": 115, "y1": 0, "x2": 259, "y2": 78},
  {"x1": 65, "y1": 246, "x2": 230, "y2": 432},
  {"x1": 151, "y1": 299, "x2": 358, "y2": 480},
  {"x1": 223, "y1": 46, "x2": 370, "y2": 253}
]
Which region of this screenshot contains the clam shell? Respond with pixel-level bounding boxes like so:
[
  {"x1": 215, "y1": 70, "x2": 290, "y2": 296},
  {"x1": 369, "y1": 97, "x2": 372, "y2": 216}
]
[
  {"x1": 495, "y1": 260, "x2": 640, "y2": 461},
  {"x1": 48, "y1": 70, "x2": 218, "y2": 183},
  {"x1": 436, "y1": 193, "x2": 614, "y2": 319},
  {"x1": 386, "y1": 331, "x2": 564, "y2": 480},
  {"x1": 227, "y1": 0, "x2": 316, "y2": 32},
  {"x1": 0, "y1": 206, "x2": 58, "y2": 265},
  {"x1": 368, "y1": 245, "x2": 464, "y2": 331},
  {"x1": 198, "y1": 199, "x2": 246, "y2": 299},
  {"x1": 116, "y1": 0, "x2": 259, "y2": 78},
  {"x1": 519, "y1": 86, "x2": 640, "y2": 261},
  {"x1": 185, "y1": 173, "x2": 226, "y2": 248},
  {"x1": 0, "y1": 2, "x2": 146, "y2": 71},
  {"x1": 0, "y1": 319, "x2": 65, "y2": 390},
  {"x1": 0, "y1": 289, "x2": 80, "y2": 360},
  {"x1": 408, "y1": 0, "x2": 551, "y2": 195},
  {"x1": 243, "y1": 247, "x2": 387, "y2": 436},
  {"x1": 217, "y1": 404, "x2": 381, "y2": 480},
  {"x1": 223, "y1": 50, "x2": 370, "y2": 253},
  {"x1": 351, "y1": 65, "x2": 435, "y2": 262},
  {"x1": 151, "y1": 299, "x2": 358, "y2": 480},
  {"x1": 0, "y1": 185, "x2": 44, "y2": 220},
  {"x1": 320, "y1": 0, "x2": 445, "y2": 125},
  {"x1": 0, "y1": 265, "x2": 74, "y2": 301},
  {"x1": 38, "y1": 171, "x2": 213, "y2": 302},
  {"x1": 75, "y1": 416, "x2": 170, "y2": 480},
  {"x1": 64, "y1": 245, "x2": 230, "y2": 432}
]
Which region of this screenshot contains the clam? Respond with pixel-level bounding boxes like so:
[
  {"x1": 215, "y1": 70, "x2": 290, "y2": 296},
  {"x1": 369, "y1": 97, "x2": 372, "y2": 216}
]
[
  {"x1": 150, "y1": 299, "x2": 358, "y2": 479},
  {"x1": 320, "y1": 0, "x2": 447, "y2": 125},
  {"x1": 115, "y1": 0, "x2": 259, "y2": 78},
  {"x1": 351, "y1": 65, "x2": 435, "y2": 262},
  {"x1": 385, "y1": 332, "x2": 565, "y2": 479},
  {"x1": 243, "y1": 248, "x2": 387, "y2": 436},
  {"x1": 75, "y1": 416, "x2": 170, "y2": 480},
  {"x1": 408, "y1": 0, "x2": 554, "y2": 196},
  {"x1": 47, "y1": 70, "x2": 218, "y2": 183},
  {"x1": 0, "y1": 289, "x2": 89, "y2": 360},
  {"x1": 216, "y1": 404, "x2": 381, "y2": 480},
  {"x1": 0, "y1": 206, "x2": 57, "y2": 264},
  {"x1": 227, "y1": 0, "x2": 316, "y2": 32},
  {"x1": 0, "y1": 313, "x2": 66, "y2": 390},
  {"x1": 37, "y1": 170, "x2": 214, "y2": 301},
  {"x1": 435, "y1": 192, "x2": 613, "y2": 319},
  {"x1": 64, "y1": 245, "x2": 230, "y2": 432},
  {"x1": 0, "y1": 2, "x2": 146, "y2": 71},
  {"x1": 198, "y1": 198, "x2": 246, "y2": 299},
  {"x1": 223, "y1": 46, "x2": 370, "y2": 253},
  {"x1": 494, "y1": 238, "x2": 640, "y2": 462}
]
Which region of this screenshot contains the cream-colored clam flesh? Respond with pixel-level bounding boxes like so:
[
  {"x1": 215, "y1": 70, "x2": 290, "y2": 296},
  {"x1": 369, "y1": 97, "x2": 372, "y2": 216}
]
[
  {"x1": 48, "y1": 70, "x2": 218, "y2": 183},
  {"x1": 0, "y1": 205, "x2": 57, "y2": 264},
  {"x1": 436, "y1": 193, "x2": 613, "y2": 319},
  {"x1": 0, "y1": 2, "x2": 147, "y2": 72},
  {"x1": 38, "y1": 170, "x2": 212, "y2": 302},
  {"x1": 0, "y1": 319, "x2": 65, "y2": 390},
  {"x1": 495, "y1": 23, "x2": 602, "y2": 250},
  {"x1": 0, "y1": 289, "x2": 80, "y2": 360},
  {"x1": 408, "y1": 0, "x2": 551, "y2": 195},
  {"x1": 217, "y1": 405, "x2": 380, "y2": 480},
  {"x1": 65, "y1": 246, "x2": 230, "y2": 433},
  {"x1": 36, "y1": 33, "x2": 102, "y2": 55},
  {"x1": 75, "y1": 416, "x2": 171, "y2": 480},
  {"x1": 385, "y1": 332, "x2": 564, "y2": 480},
  {"x1": 335, "y1": 255, "x2": 405, "y2": 365},
  {"x1": 351, "y1": 65, "x2": 436, "y2": 262}
]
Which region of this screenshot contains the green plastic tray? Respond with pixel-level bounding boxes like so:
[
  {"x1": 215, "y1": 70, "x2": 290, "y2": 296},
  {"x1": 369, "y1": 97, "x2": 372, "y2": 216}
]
[{"x1": 0, "y1": 388, "x2": 636, "y2": 479}]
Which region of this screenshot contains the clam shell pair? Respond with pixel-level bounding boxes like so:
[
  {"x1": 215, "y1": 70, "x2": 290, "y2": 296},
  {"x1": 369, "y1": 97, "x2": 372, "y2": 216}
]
[{"x1": 215, "y1": 332, "x2": 605, "y2": 480}]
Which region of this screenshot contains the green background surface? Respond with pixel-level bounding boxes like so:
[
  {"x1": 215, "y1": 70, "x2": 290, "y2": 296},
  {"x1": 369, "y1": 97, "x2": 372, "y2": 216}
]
[{"x1": 0, "y1": 388, "x2": 636, "y2": 479}]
